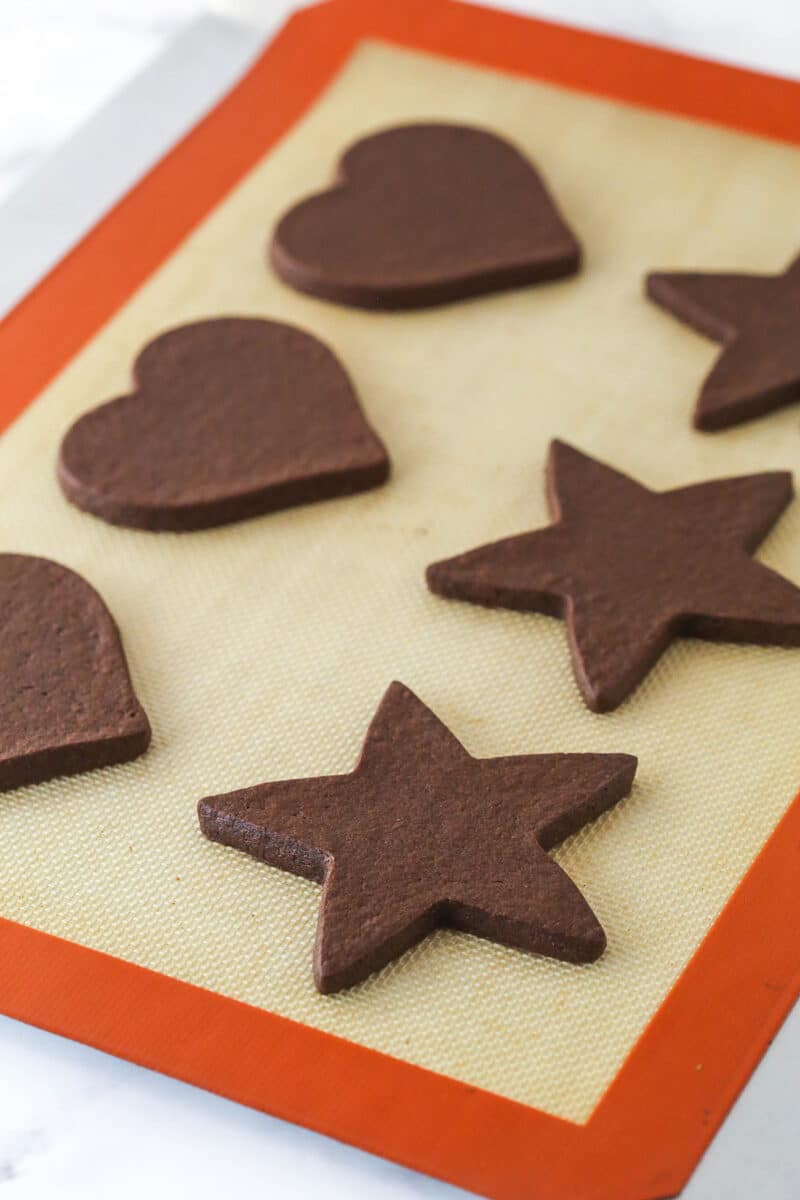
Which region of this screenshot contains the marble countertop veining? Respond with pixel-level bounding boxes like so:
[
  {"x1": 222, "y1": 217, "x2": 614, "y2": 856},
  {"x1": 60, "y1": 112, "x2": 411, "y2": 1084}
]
[{"x1": 1, "y1": 3, "x2": 800, "y2": 1198}]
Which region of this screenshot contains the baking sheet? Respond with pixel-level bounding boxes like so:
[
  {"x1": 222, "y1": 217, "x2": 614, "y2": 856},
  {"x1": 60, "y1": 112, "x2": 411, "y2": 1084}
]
[
  {"x1": 0, "y1": 15, "x2": 262, "y2": 319},
  {"x1": 1, "y1": 38, "x2": 800, "y2": 1125}
]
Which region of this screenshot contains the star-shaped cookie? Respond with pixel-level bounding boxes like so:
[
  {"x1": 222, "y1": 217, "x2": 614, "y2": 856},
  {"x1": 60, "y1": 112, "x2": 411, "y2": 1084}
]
[
  {"x1": 198, "y1": 682, "x2": 636, "y2": 992},
  {"x1": 427, "y1": 441, "x2": 800, "y2": 711},
  {"x1": 647, "y1": 254, "x2": 800, "y2": 430}
]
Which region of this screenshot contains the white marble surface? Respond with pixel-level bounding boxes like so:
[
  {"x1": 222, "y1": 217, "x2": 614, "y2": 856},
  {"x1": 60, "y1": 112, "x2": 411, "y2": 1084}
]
[{"x1": 1, "y1": 3, "x2": 800, "y2": 1197}]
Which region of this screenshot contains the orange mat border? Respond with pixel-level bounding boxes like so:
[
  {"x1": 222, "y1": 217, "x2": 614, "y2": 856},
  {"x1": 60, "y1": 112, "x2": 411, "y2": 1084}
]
[{"x1": 2, "y1": 2, "x2": 800, "y2": 1197}]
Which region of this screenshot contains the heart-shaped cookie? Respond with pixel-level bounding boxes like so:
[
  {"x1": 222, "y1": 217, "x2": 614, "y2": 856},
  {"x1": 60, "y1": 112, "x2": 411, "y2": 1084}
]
[
  {"x1": 0, "y1": 555, "x2": 150, "y2": 792},
  {"x1": 270, "y1": 123, "x2": 581, "y2": 309},
  {"x1": 58, "y1": 318, "x2": 390, "y2": 532}
]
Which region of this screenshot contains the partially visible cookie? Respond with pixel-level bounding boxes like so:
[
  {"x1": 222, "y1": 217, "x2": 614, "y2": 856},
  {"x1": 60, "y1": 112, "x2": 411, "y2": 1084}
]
[
  {"x1": 646, "y1": 253, "x2": 800, "y2": 430},
  {"x1": 198, "y1": 681, "x2": 636, "y2": 993},
  {"x1": 0, "y1": 555, "x2": 150, "y2": 792},
  {"x1": 427, "y1": 441, "x2": 800, "y2": 711},
  {"x1": 58, "y1": 318, "x2": 390, "y2": 532},
  {"x1": 270, "y1": 123, "x2": 581, "y2": 309}
]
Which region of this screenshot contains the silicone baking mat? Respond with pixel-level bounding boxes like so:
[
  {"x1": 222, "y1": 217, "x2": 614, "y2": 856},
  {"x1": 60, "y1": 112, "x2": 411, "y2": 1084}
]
[{"x1": 2, "y1": 3, "x2": 800, "y2": 1197}]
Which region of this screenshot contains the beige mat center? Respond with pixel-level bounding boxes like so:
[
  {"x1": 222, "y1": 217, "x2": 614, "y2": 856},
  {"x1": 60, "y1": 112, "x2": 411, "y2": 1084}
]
[{"x1": 1, "y1": 41, "x2": 800, "y2": 1124}]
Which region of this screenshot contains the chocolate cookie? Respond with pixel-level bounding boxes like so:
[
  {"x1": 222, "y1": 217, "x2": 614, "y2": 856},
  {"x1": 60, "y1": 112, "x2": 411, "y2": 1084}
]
[
  {"x1": 270, "y1": 123, "x2": 581, "y2": 309},
  {"x1": 58, "y1": 318, "x2": 390, "y2": 531},
  {"x1": 427, "y1": 441, "x2": 800, "y2": 711},
  {"x1": 646, "y1": 253, "x2": 800, "y2": 430},
  {"x1": 198, "y1": 681, "x2": 636, "y2": 993},
  {"x1": 0, "y1": 555, "x2": 150, "y2": 792}
]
